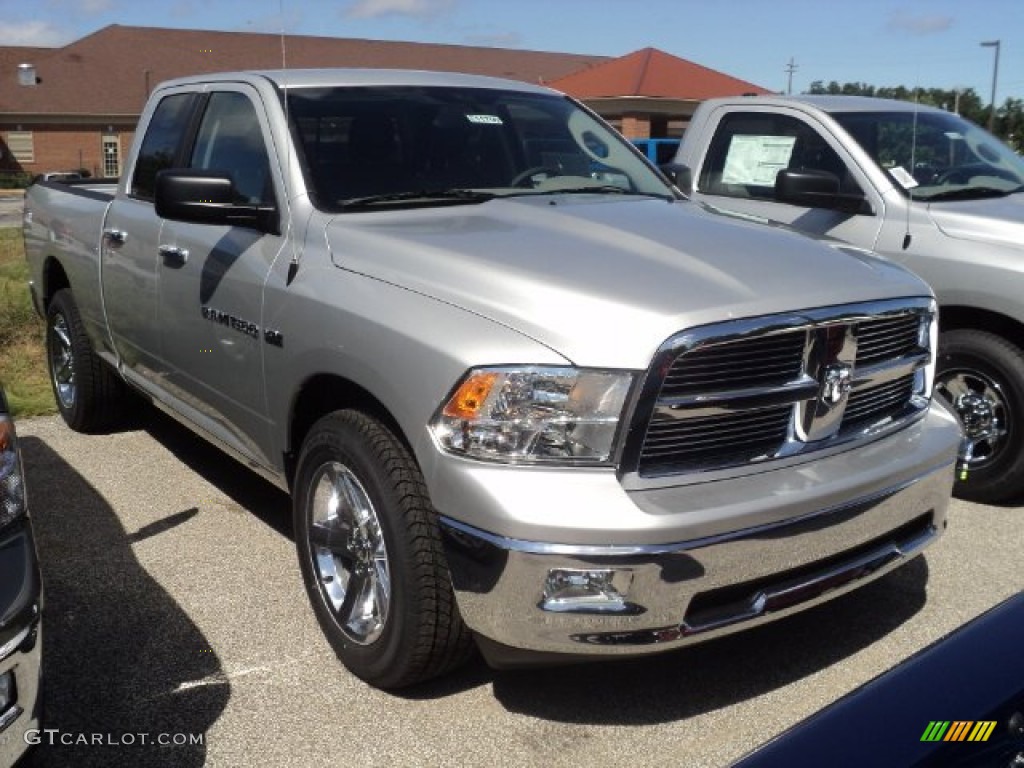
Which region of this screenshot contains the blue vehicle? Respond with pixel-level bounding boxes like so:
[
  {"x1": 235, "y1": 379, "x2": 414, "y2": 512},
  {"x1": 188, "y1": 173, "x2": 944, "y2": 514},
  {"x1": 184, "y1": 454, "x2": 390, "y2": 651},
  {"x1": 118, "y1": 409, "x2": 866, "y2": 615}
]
[{"x1": 631, "y1": 137, "x2": 681, "y2": 165}]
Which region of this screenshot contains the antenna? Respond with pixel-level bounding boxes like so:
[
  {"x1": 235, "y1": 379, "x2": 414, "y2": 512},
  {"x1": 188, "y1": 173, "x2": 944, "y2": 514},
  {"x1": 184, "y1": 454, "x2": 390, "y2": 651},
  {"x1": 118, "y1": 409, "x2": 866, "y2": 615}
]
[
  {"x1": 903, "y1": 87, "x2": 919, "y2": 250},
  {"x1": 278, "y1": 0, "x2": 301, "y2": 283}
]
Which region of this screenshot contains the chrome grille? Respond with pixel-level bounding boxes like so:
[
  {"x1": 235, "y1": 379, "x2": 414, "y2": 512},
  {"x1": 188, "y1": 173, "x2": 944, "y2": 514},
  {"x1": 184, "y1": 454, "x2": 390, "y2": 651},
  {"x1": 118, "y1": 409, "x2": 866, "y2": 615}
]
[
  {"x1": 843, "y1": 374, "x2": 916, "y2": 430},
  {"x1": 660, "y1": 332, "x2": 806, "y2": 396},
  {"x1": 627, "y1": 300, "x2": 934, "y2": 479},
  {"x1": 641, "y1": 406, "x2": 792, "y2": 472},
  {"x1": 856, "y1": 315, "x2": 920, "y2": 367}
]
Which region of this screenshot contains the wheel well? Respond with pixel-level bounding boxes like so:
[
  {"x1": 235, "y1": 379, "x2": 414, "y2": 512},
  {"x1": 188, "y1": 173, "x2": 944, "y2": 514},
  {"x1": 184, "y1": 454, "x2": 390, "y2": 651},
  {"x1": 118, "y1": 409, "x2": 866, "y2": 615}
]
[
  {"x1": 286, "y1": 374, "x2": 412, "y2": 489},
  {"x1": 42, "y1": 256, "x2": 70, "y2": 308},
  {"x1": 940, "y1": 306, "x2": 1024, "y2": 351}
]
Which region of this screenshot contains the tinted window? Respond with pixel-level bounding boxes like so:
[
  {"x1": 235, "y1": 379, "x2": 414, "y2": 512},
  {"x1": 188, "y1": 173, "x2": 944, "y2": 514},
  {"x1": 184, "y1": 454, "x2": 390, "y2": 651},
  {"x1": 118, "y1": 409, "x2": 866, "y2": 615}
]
[
  {"x1": 287, "y1": 86, "x2": 674, "y2": 211},
  {"x1": 189, "y1": 92, "x2": 274, "y2": 205},
  {"x1": 131, "y1": 93, "x2": 196, "y2": 200}
]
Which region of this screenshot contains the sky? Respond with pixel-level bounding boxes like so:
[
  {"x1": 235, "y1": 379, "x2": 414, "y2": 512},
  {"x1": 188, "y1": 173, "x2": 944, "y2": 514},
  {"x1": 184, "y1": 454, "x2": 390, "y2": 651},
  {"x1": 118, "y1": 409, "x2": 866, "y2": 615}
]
[{"x1": 2, "y1": 0, "x2": 1023, "y2": 104}]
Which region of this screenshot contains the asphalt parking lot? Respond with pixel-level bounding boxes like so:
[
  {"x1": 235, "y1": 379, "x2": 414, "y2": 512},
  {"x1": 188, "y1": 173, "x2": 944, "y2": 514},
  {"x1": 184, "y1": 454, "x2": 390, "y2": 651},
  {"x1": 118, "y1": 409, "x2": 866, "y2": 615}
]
[{"x1": 14, "y1": 409, "x2": 1024, "y2": 768}]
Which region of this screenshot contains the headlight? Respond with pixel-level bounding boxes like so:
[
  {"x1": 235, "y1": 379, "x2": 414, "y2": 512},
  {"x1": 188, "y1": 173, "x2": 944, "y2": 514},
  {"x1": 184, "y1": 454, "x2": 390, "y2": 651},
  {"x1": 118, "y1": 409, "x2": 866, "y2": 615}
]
[
  {"x1": 0, "y1": 415, "x2": 27, "y2": 530},
  {"x1": 430, "y1": 366, "x2": 634, "y2": 464}
]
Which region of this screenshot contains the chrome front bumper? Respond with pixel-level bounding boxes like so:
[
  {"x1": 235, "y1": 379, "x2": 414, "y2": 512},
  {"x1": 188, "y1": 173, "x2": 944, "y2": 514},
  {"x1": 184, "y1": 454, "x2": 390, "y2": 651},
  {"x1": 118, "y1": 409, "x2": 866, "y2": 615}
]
[{"x1": 440, "y1": 457, "x2": 954, "y2": 661}]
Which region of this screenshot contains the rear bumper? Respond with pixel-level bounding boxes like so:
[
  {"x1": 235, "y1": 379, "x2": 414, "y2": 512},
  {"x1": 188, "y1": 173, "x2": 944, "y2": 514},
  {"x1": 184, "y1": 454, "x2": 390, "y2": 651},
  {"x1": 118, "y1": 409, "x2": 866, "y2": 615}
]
[
  {"x1": 0, "y1": 522, "x2": 43, "y2": 766},
  {"x1": 439, "y1": 404, "x2": 958, "y2": 660}
]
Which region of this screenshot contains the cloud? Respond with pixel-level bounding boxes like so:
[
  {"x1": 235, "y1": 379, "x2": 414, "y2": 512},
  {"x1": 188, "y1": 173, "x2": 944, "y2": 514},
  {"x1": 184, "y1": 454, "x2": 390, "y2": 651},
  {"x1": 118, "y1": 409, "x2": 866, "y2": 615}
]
[
  {"x1": 887, "y1": 10, "x2": 953, "y2": 35},
  {"x1": 0, "y1": 21, "x2": 71, "y2": 47},
  {"x1": 343, "y1": 0, "x2": 456, "y2": 21}
]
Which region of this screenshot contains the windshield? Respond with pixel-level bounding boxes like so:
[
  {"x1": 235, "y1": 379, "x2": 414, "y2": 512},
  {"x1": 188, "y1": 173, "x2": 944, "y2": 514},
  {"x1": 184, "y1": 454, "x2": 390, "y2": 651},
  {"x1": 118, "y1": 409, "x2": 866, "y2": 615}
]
[
  {"x1": 832, "y1": 110, "x2": 1024, "y2": 203},
  {"x1": 286, "y1": 85, "x2": 675, "y2": 211}
]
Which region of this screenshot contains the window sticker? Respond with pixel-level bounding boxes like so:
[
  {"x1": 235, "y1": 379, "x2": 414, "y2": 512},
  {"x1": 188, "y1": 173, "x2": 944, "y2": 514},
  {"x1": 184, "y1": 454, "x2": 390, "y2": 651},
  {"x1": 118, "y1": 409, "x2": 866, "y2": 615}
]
[
  {"x1": 889, "y1": 166, "x2": 919, "y2": 189},
  {"x1": 466, "y1": 114, "x2": 503, "y2": 125},
  {"x1": 721, "y1": 134, "x2": 797, "y2": 186}
]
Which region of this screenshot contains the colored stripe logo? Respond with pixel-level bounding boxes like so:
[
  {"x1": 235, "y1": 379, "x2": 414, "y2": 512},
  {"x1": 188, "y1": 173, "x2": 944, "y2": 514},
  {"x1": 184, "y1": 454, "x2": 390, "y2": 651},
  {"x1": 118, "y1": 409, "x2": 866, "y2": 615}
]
[{"x1": 921, "y1": 721, "x2": 997, "y2": 742}]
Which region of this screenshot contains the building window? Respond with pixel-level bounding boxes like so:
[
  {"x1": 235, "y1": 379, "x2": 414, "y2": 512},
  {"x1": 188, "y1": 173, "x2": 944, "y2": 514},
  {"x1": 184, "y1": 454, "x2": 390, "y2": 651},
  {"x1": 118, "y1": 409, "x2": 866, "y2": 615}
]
[
  {"x1": 102, "y1": 134, "x2": 120, "y2": 178},
  {"x1": 6, "y1": 131, "x2": 34, "y2": 163}
]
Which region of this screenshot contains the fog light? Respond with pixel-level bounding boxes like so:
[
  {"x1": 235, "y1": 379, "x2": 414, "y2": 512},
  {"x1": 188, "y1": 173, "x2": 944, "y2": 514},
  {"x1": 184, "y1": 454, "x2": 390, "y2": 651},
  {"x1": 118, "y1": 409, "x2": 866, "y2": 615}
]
[
  {"x1": 541, "y1": 568, "x2": 635, "y2": 613},
  {"x1": 0, "y1": 671, "x2": 13, "y2": 712}
]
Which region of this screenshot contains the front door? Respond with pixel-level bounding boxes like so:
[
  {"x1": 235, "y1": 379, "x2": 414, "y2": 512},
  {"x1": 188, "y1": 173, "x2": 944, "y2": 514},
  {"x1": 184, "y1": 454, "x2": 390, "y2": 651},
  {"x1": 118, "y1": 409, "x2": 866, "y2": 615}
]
[
  {"x1": 691, "y1": 108, "x2": 885, "y2": 250},
  {"x1": 157, "y1": 87, "x2": 286, "y2": 466}
]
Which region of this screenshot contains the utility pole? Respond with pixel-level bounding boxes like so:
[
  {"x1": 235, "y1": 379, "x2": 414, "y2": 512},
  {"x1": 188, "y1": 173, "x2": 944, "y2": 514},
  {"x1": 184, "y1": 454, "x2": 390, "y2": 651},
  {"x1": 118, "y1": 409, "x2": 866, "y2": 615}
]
[
  {"x1": 980, "y1": 40, "x2": 1001, "y2": 133},
  {"x1": 785, "y1": 58, "x2": 798, "y2": 95}
]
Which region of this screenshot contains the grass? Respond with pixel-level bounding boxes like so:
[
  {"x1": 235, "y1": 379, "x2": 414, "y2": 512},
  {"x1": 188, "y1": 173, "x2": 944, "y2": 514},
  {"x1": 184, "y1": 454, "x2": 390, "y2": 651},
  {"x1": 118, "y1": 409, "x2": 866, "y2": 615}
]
[{"x1": 0, "y1": 227, "x2": 55, "y2": 418}]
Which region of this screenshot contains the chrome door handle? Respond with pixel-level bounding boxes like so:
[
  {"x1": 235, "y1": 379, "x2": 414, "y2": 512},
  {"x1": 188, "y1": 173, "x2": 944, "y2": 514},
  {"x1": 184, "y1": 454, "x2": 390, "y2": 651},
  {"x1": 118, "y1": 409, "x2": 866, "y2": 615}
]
[
  {"x1": 103, "y1": 228, "x2": 127, "y2": 245},
  {"x1": 158, "y1": 244, "x2": 189, "y2": 265}
]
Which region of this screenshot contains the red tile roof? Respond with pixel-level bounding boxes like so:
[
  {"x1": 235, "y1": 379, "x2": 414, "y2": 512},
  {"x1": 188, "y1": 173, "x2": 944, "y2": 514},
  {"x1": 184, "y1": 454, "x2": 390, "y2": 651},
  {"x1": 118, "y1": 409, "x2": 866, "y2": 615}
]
[
  {"x1": 550, "y1": 47, "x2": 771, "y2": 99},
  {"x1": 0, "y1": 24, "x2": 610, "y2": 116}
]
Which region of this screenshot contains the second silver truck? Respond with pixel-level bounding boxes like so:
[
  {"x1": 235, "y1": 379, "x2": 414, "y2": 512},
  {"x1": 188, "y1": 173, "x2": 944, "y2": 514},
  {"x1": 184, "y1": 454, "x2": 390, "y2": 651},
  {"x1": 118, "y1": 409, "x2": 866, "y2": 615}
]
[
  {"x1": 24, "y1": 70, "x2": 959, "y2": 688},
  {"x1": 673, "y1": 94, "x2": 1024, "y2": 503}
]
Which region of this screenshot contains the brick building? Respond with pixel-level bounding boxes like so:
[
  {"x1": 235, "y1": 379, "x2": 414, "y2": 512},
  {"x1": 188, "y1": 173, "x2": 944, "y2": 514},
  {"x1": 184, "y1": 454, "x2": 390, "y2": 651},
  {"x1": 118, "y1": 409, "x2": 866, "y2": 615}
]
[{"x1": 0, "y1": 25, "x2": 768, "y2": 181}]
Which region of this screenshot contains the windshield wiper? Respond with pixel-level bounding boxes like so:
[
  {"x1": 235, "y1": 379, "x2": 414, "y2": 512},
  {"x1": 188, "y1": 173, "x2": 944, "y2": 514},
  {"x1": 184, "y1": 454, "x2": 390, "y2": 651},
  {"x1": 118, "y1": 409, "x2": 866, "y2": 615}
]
[
  {"x1": 530, "y1": 186, "x2": 675, "y2": 201},
  {"x1": 916, "y1": 186, "x2": 1018, "y2": 202},
  {"x1": 340, "y1": 189, "x2": 496, "y2": 209}
]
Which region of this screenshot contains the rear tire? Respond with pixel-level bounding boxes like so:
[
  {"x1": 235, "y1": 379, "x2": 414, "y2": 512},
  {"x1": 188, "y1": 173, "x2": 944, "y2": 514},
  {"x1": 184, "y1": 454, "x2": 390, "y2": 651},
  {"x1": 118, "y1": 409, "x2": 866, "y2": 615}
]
[
  {"x1": 935, "y1": 329, "x2": 1024, "y2": 503},
  {"x1": 293, "y1": 410, "x2": 472, "y2": 689},
  {"x1": 45, "y1": 288, "x2": 126, "y2": 432}
]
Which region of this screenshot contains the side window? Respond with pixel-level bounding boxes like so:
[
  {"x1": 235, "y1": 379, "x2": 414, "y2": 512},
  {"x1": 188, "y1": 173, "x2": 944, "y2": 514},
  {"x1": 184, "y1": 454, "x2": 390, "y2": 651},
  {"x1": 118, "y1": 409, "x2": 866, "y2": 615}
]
[
  {"x1": 700, "y1": 112, "x2": 855, "y2": 200},
  {"x1": 131, "y1": 93, "x2": 196, "y2": 200},
  {"x1": 190, "y1": 92, "x2": 273, "y2": 205}
]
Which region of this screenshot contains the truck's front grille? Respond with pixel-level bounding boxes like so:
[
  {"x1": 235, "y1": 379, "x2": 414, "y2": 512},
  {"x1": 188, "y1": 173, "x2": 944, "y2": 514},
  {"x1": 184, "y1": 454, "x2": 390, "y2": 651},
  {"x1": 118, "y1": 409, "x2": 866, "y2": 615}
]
[
  {"x1": 627, "y1": 300, "x2": 934, "y2": 479},
  {"x1": 660, "y1": 332, "x2": 806, "y2": 396}
]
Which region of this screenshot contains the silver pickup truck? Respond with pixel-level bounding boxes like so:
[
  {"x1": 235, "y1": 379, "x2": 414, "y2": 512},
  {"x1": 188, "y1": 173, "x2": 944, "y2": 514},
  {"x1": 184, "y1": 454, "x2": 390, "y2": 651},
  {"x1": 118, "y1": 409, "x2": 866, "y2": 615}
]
[
  {"x1": 24, "y1": 70, "x2": 959, "y2": 688},
  {"x1": 672, "y1": 94, "x2": 1024, "y2": 503}
]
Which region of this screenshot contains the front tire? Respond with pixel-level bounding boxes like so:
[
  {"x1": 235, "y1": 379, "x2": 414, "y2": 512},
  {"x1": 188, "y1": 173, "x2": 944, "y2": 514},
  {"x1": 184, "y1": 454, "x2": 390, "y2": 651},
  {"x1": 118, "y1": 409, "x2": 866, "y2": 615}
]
[
  {"x1": 45, "y1": 288, "x2": 125, "y2": 432},
  {"x1": 935, "y1": 329, "x2": 1024, "y2": 503},
  {"x1": 293, "y1": 410, "x2": 472, "y2": 688}
]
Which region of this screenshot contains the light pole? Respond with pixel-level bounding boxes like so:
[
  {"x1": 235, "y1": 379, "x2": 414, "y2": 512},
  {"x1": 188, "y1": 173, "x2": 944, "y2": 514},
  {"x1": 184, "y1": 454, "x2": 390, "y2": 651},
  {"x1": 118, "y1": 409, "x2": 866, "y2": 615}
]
[{"x1": 980, "y1": 40, "x2": 1001, "y2": 133}]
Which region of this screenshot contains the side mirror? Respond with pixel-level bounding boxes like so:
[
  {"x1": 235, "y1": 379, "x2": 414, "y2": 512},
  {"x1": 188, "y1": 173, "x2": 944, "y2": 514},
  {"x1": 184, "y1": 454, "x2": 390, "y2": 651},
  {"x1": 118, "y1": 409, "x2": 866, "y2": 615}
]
[
  {"x1": 155, "y1": 169, "x2": 279, "y2": 234},
  {"x1": 660, "y1": 162, "x2": 692, "y2": 194},
  {"x1": 775, "y1": 168, "x2": 840, "y2": 207}
]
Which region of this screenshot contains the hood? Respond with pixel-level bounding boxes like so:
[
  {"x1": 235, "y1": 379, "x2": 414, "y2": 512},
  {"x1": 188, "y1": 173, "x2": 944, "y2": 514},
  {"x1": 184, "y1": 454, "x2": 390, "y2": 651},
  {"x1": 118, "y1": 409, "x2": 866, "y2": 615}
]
[
  {"x1": 928, "y1": 193, "x2": 1024, "y2": 249},
  {"x1": 326, "y1": 196, "x2": 930, "y2": 369}
]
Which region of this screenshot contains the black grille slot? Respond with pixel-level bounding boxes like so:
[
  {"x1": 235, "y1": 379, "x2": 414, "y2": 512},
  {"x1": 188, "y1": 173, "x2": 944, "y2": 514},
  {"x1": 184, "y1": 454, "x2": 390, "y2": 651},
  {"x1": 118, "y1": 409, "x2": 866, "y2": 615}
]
[
  {"x1": 843, "y1": 375, "x2": 916, "y2": 430},
  {"x1": 639, "y1": 406, "x2": 791, "y2": 473},
  {"x1": 661, "y1": 331, "x2": 806, "y2": 397},
  {"x1": 856, "y1": 315, "x2": 920, "y2": 367}
]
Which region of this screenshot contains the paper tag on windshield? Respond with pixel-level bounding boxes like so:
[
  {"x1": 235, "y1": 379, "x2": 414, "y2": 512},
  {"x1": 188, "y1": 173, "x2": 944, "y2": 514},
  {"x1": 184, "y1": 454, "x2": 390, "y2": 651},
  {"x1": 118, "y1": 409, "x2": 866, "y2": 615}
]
[
  {"x1": 889, "y1": 166, "x2": 919, "y2": 189},
  {"x1": 466, "y1": 114, "x2": 503, "y2": 125}
]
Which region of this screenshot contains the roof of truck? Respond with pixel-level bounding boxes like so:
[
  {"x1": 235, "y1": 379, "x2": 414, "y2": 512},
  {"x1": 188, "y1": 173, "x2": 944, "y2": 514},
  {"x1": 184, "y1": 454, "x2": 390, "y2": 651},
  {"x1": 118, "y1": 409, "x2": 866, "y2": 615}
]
[
  {"x1": 157, "y1": 67, "x2": 557, "y2": 95},
  {"x1": 709, "y1": 93, "x2": 947, "y2": 115}
]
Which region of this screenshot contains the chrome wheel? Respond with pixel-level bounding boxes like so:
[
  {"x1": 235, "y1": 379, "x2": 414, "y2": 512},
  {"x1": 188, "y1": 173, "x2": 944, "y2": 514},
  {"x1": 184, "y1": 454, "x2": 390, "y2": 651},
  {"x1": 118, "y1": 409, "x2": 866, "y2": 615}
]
[
  {"x1": 935, "y1": 369, "x2": 1009, "y2": 468},
  {"x1": 48, "y1": 310, "x2": 76, "y2": 410},
  {"x1": 307, "y1": 461, "x2": 390, "y2": 645}
]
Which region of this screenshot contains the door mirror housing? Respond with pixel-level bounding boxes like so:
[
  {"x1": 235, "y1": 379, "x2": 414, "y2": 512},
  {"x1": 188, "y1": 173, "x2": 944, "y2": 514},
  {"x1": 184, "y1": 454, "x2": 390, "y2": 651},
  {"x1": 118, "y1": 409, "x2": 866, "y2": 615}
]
[
  {"x1": 660, "y1": 162, "x2": 692, "y2": 194},
  {"x1": 775, "y1": 168, "x2": 871, "y2": 214},
  {"x1": 155, "y1": 169, "x2": 279, "y2": 234}
]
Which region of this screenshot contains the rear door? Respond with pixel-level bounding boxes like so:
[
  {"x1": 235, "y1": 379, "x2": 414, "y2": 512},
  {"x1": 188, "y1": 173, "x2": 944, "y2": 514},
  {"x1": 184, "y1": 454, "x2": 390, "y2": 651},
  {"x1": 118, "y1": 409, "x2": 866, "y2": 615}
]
[
  {"x1": 156, "y1": 85, "x2": 285, "y2": 467},
  {"x1": 102, "y1": 89, "x2": 199, "y2": 391}
]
